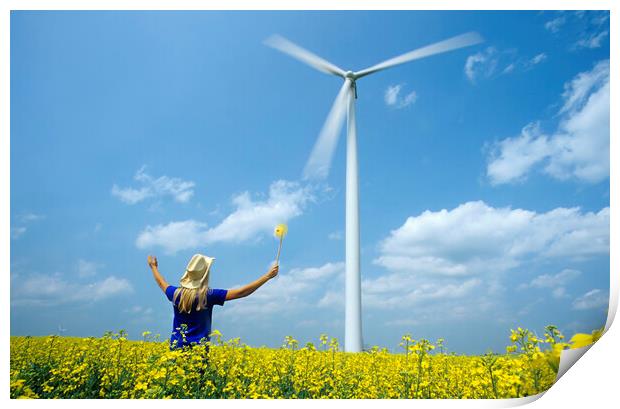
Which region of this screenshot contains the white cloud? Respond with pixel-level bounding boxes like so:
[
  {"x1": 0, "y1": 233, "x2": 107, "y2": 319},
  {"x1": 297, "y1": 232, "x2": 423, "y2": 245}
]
[
  {"x1": 529, "y1": 53, "x2": 547, "y2": 66},
  {"x1": 203, "y1": 181, "x2": 312, "y2": 243},
  {"x1": 384, "y1": 85, "x2": 400, "y2": 105},
  {"x1": 11, "y1": 227, "x2": 27, "y2": 239},
  {"x1": 328, "y1": 231, "x2": 343, "y2": 240},
  {"x1": 590, "y1": 12, "x2": 609, "y2": 26},
  {"x1": 374, "y1": 255, "x2": 469, "y2": 277},
  {"x1": 401, "y1": 92, "x2": 417, "y2": 108},
  {"x1": 77, "y1": 259, "x2": 102, "y2": 278},
  {"x1": 486, "y1": 123, "x2": 551, "y2": 184},
  {"x1": 376, "y1": 202, "x2": 608, "y2": 274},
  {"x1": 111, "y1": 166, "x2": 195, "y2": 205},
  {"x1": 136, "y1": 180, "x2": 314, "y2": 254},
  {"x1": 12, "y1": 273, "x2": 133, "y2": 307},
  {"x1": 487, "y1": 60, "x2": 609, "y2": 184},
  {"x1": 112, "y1": 185, "x2": 151, "y2": 204},
  {"x1": 519, "y1": 269, "x2": 581, "y2": 299},
  {"x1": 544, "y1": 11, "x2": 608, "y2": 50},
  {"x1": 465, "y1": 48, "x2": 547, "y2": 83},
  {"x1": 559, "y1": 59, "x2": 609, "y2": 115},
  {"x1": 574, "y1": 30, "x2": 609, "y2": 50},
  {"x1": 317, "y1": 290, "x2": 343, "y2": 308},
  {"x1": 220, "y1": 262, "x2": 344, "y2": 319},
  {"x1": 545, "y1": 16, "x2": 566, "y2": 33},
  {"x1": 316, "y1": 274, "x2": 484, "y2": 327},
  {"x1": 126, "y1": 305, "x2": 153, "y2": 315},
  {"x1": 20, "y1": 213, "x2": 45, "y2": 223},
  {"x1": 572, "y1": 289, "x2": 608, "y2": 310},
  {"x1": 384, "y1": 84, "x2": 417, "y2": 109},
  {"x1": 552, "y1": 287, "x2": 567, "y2": 299},
  {"x1": 354, "y1": 201, "x2": 607, "y2": 319},
  {"x1": 527, "y1": 269, "x2": 581, "y2": 288},
  {"x1": 385, "y1": 318, "x2": 420, "y2": 327},
  {"x1": 502, "y1": 63, "x2": 515, "y2": 75},
  {"x1": 11, "y1": 213, "x2": 45, "y2": 239},
  {"x1": 90, "y1": 276, "x2": 133, "y2": 300},
  {"x1": 540, "y1": 62, "x2": 610, "y2": 182},
  {"x1": 363, "y1": 274, "x2": 481, "y2": 310},
  {"x1": 259, "y1": 203, "x2": 606, "y2": 323},
  {"x1": 464, "y1": 47, "x2": 498, "y2": 82},
  {"x1": 124, "y1": 305, "x2": 157, "y2": 324},
  {"x1": 136, "y1": 220, "x2": 209, "y2": 255}
]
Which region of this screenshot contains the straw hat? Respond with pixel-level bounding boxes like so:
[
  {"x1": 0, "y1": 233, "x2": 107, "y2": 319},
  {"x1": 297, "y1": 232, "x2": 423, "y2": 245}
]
[{"x1": 179, "y1": 254, "x2": 215, "y2": 289}]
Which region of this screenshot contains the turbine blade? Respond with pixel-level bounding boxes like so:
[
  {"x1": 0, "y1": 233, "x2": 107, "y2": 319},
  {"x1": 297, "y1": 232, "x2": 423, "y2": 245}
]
[
  {"x1": 355, "y1": 32, "x2": 484, "y2": 78},
  {"x1": 303, "y1": 80, "x2": 352, "y2": 180},
  {"x1": 265, "y1": 34, "x2": 346, "y2": 78}
]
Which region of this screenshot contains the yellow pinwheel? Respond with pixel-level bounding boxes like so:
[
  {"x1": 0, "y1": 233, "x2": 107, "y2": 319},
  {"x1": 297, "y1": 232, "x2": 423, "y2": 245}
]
[{"x1": 274, "y1": 223, "x2": 288, "y2": 264}]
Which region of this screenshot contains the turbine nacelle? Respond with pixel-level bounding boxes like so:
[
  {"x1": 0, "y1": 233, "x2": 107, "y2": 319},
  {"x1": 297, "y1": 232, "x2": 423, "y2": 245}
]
[{"x1": 344, "y1": 72, "x2": 358, "y2": 98}]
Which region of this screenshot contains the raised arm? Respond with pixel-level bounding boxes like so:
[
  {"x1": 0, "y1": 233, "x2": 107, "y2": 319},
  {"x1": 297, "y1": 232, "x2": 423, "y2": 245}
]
[
  {"x1": 226, "y1": 264, "x2": 279, "y2": 301},
  {"x1": 147, "y1": 255, "x2": 169, "y2": 293}
]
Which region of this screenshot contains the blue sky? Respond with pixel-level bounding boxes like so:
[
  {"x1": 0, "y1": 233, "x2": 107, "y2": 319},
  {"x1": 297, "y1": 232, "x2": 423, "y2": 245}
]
[{"x1": 10, "y1": 10, "x2": 610, "y2": 354}]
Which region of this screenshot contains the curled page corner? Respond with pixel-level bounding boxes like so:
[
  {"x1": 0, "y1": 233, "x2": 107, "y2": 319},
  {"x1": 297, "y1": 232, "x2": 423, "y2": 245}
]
[
  {"x1": 604, "y1": 288, "x2": 617, "y2": 332},
  {"x1": 503, "y1": 391, "x2": 547, "y2": 407},
  {"x1": 552, "y1": 283, "x2": 617, "y2": 383},
  {"x1": 489, "y1": 283, "x2": 618, "y2": 407},
  {"x1": 503, "y1": 343, "x2": 598, "y2": 406},
  {"x1": 499, "y1": 345, "x2": 597, "y2": 407},
  {"x1": 555, "y1": 344, "x2": 594, "y2": 381}
]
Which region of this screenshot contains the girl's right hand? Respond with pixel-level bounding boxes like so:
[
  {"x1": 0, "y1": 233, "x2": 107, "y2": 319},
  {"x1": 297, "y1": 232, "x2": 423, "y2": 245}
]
[{"x1": 266, "y1": 264, "x2": 279, "y2": 279}]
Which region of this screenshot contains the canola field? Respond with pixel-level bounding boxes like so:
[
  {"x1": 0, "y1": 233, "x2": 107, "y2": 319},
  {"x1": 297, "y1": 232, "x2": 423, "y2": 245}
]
[{"x1": 10, "y1": 325, "x2": 601, "y2": 399}]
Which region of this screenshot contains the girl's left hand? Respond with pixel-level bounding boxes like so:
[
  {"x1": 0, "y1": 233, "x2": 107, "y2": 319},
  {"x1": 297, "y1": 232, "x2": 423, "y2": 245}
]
[{"x1": 147, "y1": 255, "x2": 158, "y2": 269}]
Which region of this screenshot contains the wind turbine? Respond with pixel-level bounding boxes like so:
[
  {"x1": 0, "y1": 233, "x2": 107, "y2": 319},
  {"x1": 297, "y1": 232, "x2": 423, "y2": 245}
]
[{"x1": 266, "y1": 32, "x2": 483, "y2": 352}]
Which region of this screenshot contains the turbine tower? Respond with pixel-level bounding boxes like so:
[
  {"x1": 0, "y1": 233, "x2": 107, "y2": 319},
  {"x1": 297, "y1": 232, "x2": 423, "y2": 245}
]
[{"x1": 266, "y1": 32, "x2": 483, "y2": 352}]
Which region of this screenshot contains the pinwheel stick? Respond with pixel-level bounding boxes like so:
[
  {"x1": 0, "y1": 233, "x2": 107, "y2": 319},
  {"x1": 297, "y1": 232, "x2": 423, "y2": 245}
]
[
  {"x1": 273, "y1": 224, "x2": 288, "y2": 265},
  {"x1": 275, "y1": 236, "x2": 283, "y2": 264}
]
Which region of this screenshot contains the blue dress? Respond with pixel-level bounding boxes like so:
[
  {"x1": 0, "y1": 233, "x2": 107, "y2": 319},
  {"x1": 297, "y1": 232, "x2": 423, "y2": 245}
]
[{"x1": 165, "y1": 285, "x2": 228, "y2": 349}]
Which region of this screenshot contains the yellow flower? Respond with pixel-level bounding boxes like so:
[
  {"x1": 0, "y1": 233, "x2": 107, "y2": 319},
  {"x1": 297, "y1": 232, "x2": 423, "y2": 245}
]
[
  {"x1": 274, "y1": 223, "x2": 288, "y2": 239},
  {"x1": 509, "y1": 331, "x2": 519, "y2": 343},
  {"x1": 135, "y1": 381, "x2": 148, "y2": 391},
  {"x1": 10, "y1": 325, "x2": 562, "y2": 399},
  {"x1": 570, "y1": 327, "x2": 604, "y2": 349}
]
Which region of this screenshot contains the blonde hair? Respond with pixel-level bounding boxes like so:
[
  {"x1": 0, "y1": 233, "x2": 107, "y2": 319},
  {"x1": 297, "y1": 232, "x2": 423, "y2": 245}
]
[{"x1": 173, "y1": 284, "x2": 210, "y2": 314}]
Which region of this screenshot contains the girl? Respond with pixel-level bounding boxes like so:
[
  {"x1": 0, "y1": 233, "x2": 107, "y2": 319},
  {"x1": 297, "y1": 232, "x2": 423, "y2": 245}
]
[{"x1": 147, "y1": 253, "x2": 278, "y2": 349}]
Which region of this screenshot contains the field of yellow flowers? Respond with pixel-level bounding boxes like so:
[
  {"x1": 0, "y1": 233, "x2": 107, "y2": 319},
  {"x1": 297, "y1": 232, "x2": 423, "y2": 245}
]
[{"x1": 10, "y1": 325, "x2": 602, "y2": 399}]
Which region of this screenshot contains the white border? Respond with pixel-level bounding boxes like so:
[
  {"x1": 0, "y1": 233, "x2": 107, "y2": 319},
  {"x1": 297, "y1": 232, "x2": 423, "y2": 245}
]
[{"x1": 2, "y1": 1, "x2": 616, "y2": 408}]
